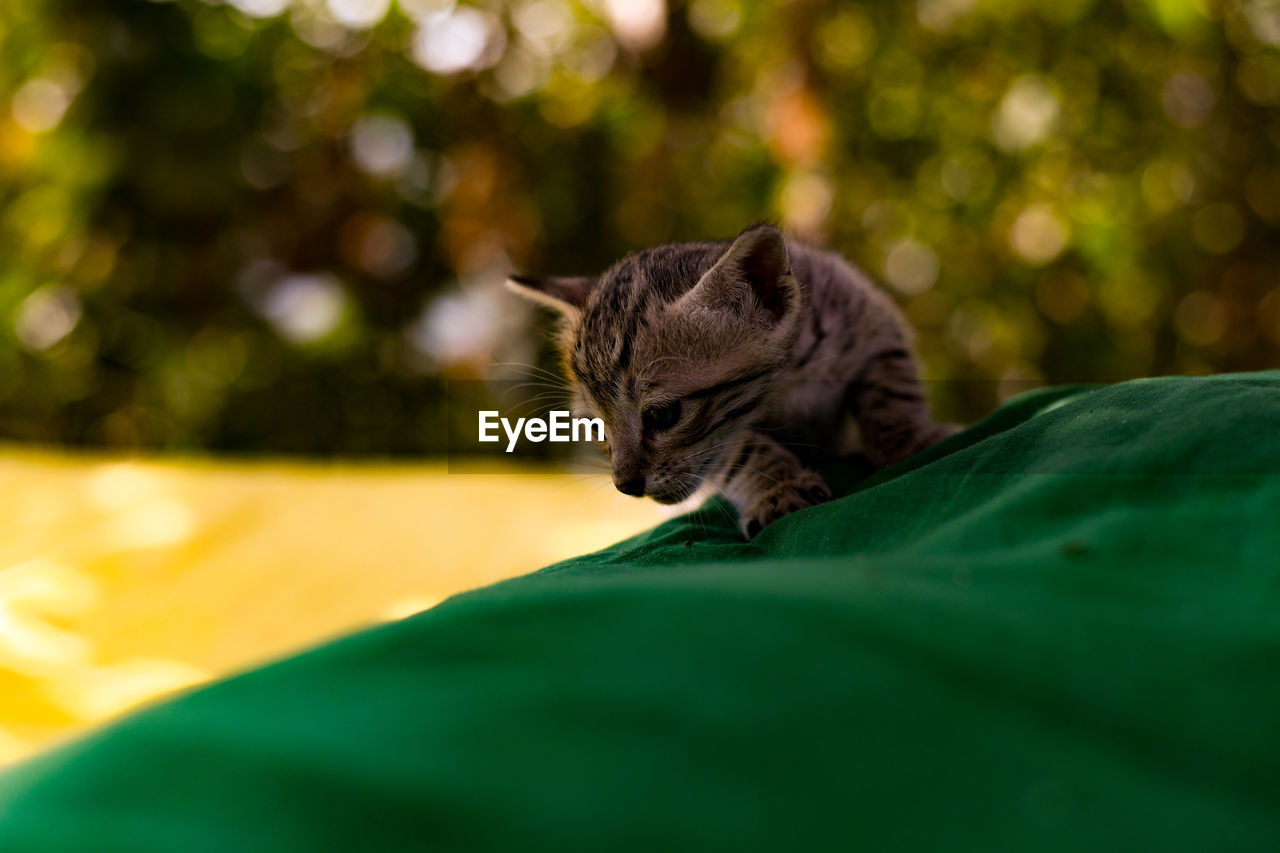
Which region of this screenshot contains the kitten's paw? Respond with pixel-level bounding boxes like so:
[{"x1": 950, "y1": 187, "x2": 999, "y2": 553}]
[
  {"x1": 739, "y1": 471, "x2": 832, "y2": 539},
  {"x1": 875, "y1": 422, "x2": 964, "y2": 468}
]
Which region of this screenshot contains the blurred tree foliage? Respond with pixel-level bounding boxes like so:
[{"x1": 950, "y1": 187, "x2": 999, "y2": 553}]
[{"x1": 0, "y1": 0, "x2": 1277, "y2": 454}]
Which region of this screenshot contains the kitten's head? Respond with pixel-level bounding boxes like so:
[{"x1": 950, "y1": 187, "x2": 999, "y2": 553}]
[{"x1": 509, "y1": 224, "x2": 801, "y2": 503}]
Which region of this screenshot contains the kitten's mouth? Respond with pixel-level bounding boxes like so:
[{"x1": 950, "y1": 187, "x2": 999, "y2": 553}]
[{"x1": 646, "y1": 479, "x2": 698, "y2": 505}]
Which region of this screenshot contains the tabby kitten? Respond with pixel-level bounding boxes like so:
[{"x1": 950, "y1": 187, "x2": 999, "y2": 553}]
[{"x1": 509, "y1": 223, "x2": 954, "y2": 539}]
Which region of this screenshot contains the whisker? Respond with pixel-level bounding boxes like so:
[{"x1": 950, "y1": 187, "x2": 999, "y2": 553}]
[{"x1": 489, "y1": 361, "x2": 567, "y2": 384}]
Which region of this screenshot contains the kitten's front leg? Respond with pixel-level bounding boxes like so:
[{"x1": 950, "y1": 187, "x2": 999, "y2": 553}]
[
  {"x1": 851, "y1": 347, "x2": 959, "y2": 469},
  {"x1": 719, "y1": 431, "x2": 833, "y2": 539}
]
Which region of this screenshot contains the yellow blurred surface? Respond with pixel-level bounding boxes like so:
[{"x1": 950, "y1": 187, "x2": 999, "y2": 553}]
[{"x1": 0, "y1": 448, "x2": 660, "y2": 766}]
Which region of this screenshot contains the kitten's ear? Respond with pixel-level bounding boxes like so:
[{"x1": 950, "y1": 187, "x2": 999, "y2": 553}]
[
  {"x1": 679, "y1": 224, "x2": 797, "y2": 328},
  {"x1": 506, "y1": 274, "x2": 598, "y2": 315}
]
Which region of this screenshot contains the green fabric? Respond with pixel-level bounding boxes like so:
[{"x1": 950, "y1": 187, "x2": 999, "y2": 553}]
[{"x1": 1, "y1": 372, "x2": 1278, "y2": 852}]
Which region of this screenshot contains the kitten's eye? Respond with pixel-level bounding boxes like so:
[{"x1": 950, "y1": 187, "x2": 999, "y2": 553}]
[{"x1": 642, "y1": 400, "x2": 682, "y2": 432}]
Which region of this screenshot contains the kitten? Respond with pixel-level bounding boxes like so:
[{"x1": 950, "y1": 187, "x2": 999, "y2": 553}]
[{"x1": 508, "y1": 223, "x2": 954, "y2": 539}]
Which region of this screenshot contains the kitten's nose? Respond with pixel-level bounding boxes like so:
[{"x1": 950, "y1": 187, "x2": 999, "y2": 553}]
[{"x1": 614, "y1": 473, "x2": 646, "y2": 497}]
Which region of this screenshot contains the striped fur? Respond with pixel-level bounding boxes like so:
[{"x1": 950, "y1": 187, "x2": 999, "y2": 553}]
[{"x1": 508, "y1": 224, "x2": 954, "y2": 539}]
